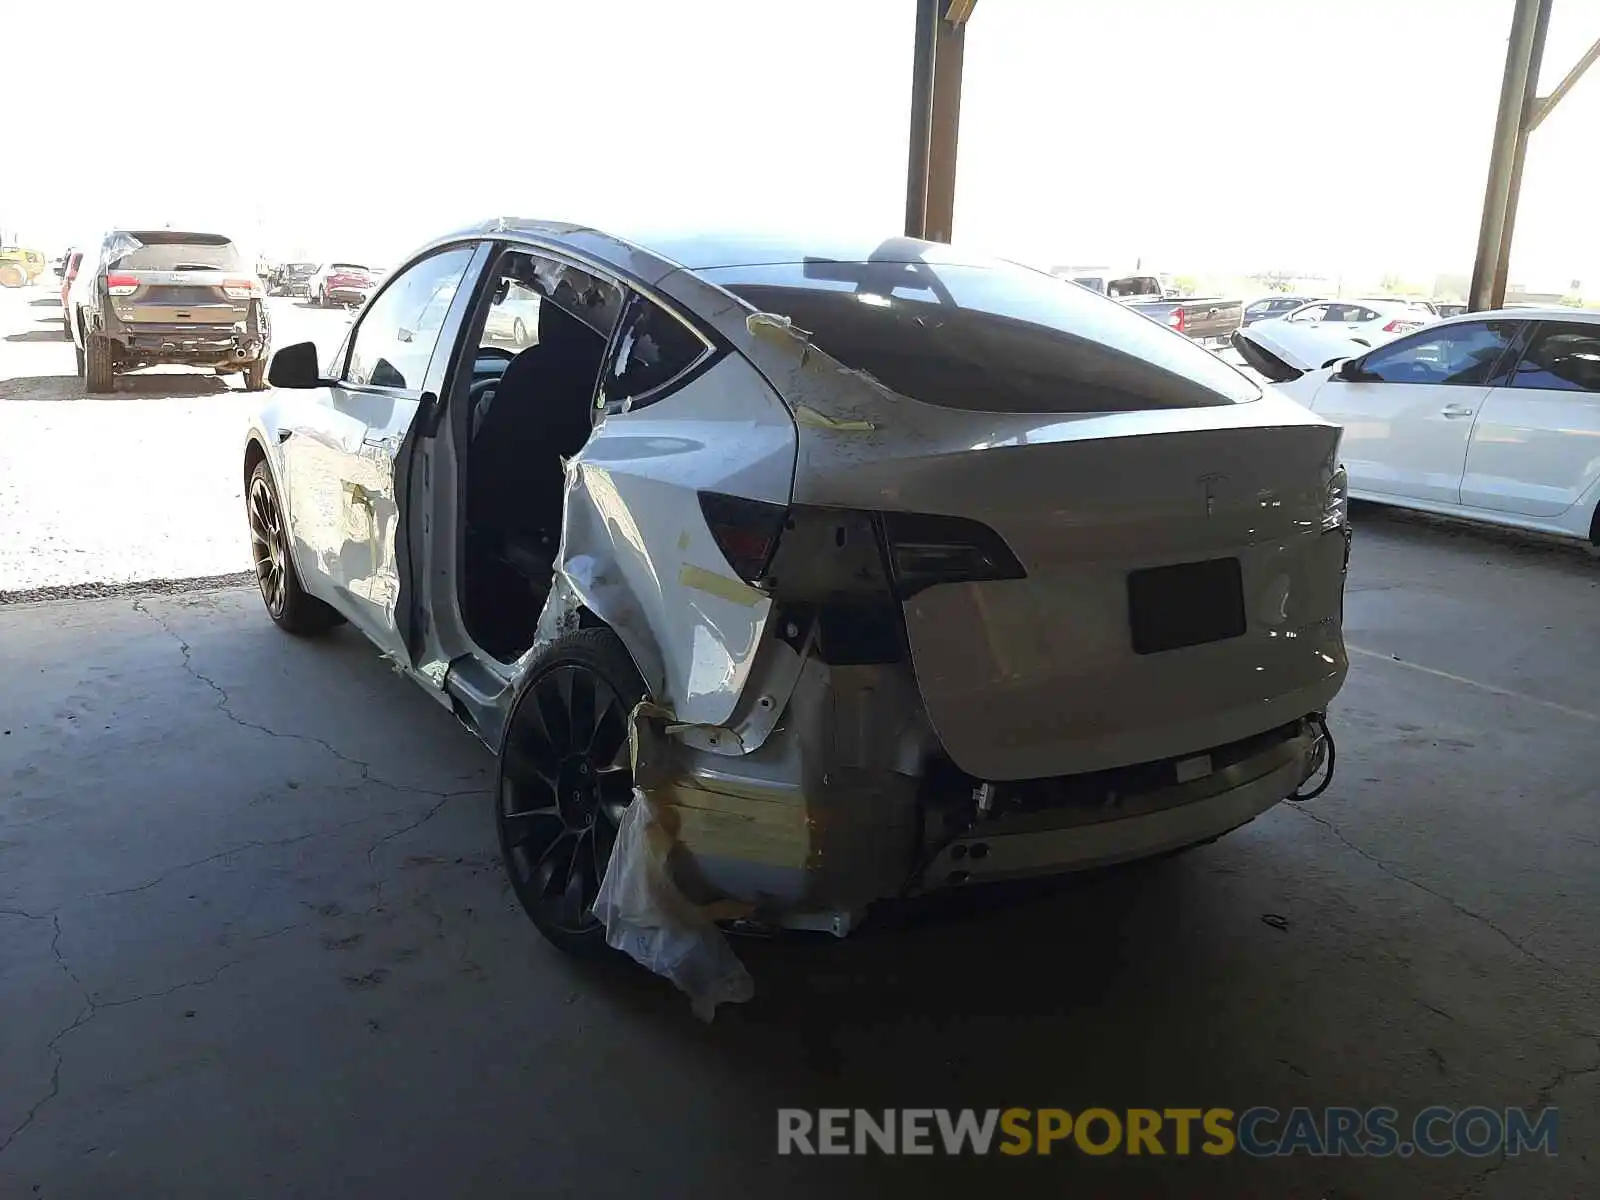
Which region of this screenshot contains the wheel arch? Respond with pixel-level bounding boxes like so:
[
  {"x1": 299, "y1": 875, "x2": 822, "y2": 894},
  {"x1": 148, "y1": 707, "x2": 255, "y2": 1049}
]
[{"x1": 243, "y1": 434, "x2": 268, "y2": 492}]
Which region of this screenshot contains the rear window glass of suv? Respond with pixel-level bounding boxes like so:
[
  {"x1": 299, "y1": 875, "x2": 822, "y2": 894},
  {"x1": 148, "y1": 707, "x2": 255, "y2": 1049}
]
[
  {"x1": 708, "y1": 259, "x2": 1259, "y2": 412},
  {"x1": 109, "y1": 232, "x2": 245, "y2": 272}
]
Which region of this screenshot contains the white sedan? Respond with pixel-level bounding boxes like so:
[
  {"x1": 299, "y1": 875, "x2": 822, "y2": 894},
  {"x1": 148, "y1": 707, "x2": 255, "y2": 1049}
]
[
  {"x1": 1270, "y1": 298, "x2": 1436, "y2": 348},
  {"x1": 1269, "y1": 309, "x2": 1600, "y2": 548}
]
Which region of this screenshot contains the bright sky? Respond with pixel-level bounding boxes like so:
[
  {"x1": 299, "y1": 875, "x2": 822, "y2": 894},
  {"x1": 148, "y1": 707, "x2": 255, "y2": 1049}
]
[{"x1": 5, "y1": 0, "x2": 1597, "y2": 290}]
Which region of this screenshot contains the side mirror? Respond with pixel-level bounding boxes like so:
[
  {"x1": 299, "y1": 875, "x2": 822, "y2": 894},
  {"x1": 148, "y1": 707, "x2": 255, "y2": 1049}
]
[
  {"x1": 267, "y1": 341, "x2": 325, "y2": 389},
  {"x1": 1335, "y1": 357, "x2": 1367, "y2": 382}
]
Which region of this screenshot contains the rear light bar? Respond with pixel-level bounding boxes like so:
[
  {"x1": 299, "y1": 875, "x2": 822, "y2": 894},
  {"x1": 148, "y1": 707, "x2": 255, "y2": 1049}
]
[
  {"x1": 222, "y1": 278, "x2": 259, "y2": 299},
  {"x1": 696, "y1": 494, "x2": 1027, "y2": 601},
  {"x1": 878, "y1": 511, "x2": 1026, "y2": 600},
  {"x1": 106, "y1": 272, "x2": 138, "y2": 296}
]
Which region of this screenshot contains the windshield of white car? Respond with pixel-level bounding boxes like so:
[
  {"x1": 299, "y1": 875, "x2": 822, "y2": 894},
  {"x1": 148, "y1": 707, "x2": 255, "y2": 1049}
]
[{"x1": 709, "y1": 259, "x2": 1260, "y2": 412}]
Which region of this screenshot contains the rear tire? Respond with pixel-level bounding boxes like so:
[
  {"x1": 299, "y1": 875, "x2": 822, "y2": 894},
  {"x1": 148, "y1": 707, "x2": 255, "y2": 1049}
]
[
  {"x1": 246, "y1": 460, "x2": 343, "y2": 636},
  {"x1": 497, "y1": 628, "x2": 646, "y2": 957},
  {"x1": 0, "y1": 264, "x2": 25, "y2": 289},
  {"x1": 243, "y1": 359, "x2": 268, "y2": 391},
  {"x1": 85, "y1": 334, "x2": 115, "y2": 393}
]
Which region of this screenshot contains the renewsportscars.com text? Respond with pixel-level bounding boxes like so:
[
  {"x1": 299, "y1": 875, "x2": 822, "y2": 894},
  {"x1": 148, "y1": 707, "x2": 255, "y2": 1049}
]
[{"x1": 777, "y1": 1106, "x2": 1559, "y2": 1158}]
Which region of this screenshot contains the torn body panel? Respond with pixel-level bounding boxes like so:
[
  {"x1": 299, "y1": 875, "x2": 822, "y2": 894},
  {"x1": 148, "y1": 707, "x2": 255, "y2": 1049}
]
[{"x1": 550, "y1": 347, "x2": 798, "y2": 729}]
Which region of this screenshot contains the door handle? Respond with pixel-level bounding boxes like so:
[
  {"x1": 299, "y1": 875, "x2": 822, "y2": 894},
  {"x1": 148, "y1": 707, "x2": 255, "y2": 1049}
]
[{"x1": 1440, "y1": 404, "x2": 1475, "y2": 419}]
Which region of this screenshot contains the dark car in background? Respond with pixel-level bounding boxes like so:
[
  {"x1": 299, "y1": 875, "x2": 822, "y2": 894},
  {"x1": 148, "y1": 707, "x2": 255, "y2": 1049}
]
[
  {"x1": 66, "y1": 229, "x2": 271, "y2": 393},
  {"x1": 1243, "y1": 294, "x2": 1327, "y2": 326},
  {"x1": 270, "y1": 262, "x2": 318, "y2": 297}
]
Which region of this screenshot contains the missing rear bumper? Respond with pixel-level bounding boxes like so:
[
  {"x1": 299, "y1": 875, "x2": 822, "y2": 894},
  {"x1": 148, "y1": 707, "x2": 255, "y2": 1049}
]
[{"x1": 911, "y1": 721, "x2": 1325, "y2": 893}]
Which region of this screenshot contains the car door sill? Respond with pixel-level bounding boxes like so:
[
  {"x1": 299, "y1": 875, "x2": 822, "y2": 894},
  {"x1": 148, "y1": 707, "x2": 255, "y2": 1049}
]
[{"x1": 443, "y1": 653, "x2": 515, "y2": 748}]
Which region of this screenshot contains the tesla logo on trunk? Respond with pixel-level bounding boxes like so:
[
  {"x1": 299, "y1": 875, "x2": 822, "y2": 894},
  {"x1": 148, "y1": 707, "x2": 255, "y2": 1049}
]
[{"x1": 1198, "y1": 473, "x2": 1227, "y2": 517}]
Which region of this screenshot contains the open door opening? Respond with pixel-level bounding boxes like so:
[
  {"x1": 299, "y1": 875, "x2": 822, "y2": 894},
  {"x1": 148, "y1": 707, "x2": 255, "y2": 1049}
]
[{"x1": 459, "y1": 252, "x2": 621, "y2": 662}]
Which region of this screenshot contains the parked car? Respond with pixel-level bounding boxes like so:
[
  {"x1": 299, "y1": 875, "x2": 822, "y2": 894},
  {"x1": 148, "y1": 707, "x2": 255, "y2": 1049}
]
[
  {"x1": 308, "y1": 262, "x2": 377, "y2": 307},
  {"x1": 243, "y1": 222, "x2": 1349, "y2": 955},
  {"x1": 482, "y1": 279, "x2": 541, "y2": 347},
  {"x1": 1231, "y1": 320, "x2": 1371, "y2": 383},
  {"x1": 1243, "y1": 295, "x2": 1327, "y2": 327},
  {"x1": 67, "y1": 229, "x2": 271, "y2": 393},
  {"x1": 58, "y1": 250, "x2": 82, "y2": 334},
  {"x1": 1260, "y1": 310, "x2": 1600, "y2": 549},
  {"x1": 270, "y1": 261, "x2": 318, "y2": 297},
  {"x1": 1262, "y1": 298, "x2": 1435, "y2": 348},
  {"x1": 1056, "y1": 269, "x2": 1165, "y2": 302},
  {"x1": 1056, "y1": 269, "x2": 1243, "y2": 345},
  {"x1": 1434, "y1": 301, "x2": 1468, "y2": 319},
  {"x1": 1128, "y1": 295, "x2": 1246, "y2": 345}
]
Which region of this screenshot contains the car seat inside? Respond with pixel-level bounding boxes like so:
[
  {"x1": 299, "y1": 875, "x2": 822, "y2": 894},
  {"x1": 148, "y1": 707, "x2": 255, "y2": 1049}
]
[{"x1": 461, "y1": 281, "x2": 610, "y2": 663}]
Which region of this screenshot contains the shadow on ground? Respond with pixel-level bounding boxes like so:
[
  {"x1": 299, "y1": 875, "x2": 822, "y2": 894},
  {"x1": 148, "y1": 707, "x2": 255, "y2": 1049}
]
[
  {"x1": 5, "y1": 329, "x2": 67, "y2": 343},
  {"x1": 0, "y1": 373, "x2": 235, "y2": 401}
]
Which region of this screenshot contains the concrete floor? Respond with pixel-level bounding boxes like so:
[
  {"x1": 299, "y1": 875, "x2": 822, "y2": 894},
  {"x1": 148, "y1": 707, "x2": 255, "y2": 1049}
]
[{"x1": 1, "y1": 507, "x2": 1596, "y2": 1198}]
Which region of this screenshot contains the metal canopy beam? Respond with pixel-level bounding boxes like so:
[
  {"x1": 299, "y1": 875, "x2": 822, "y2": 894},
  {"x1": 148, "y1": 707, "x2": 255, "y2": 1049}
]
[
  {"x1": 1471, "y1": 1, "x2": 1600, "y2": 310},
  {"x1": 905, "y1": 0, "x2": 975, "y2": 242},
  {"x1": 1529, "y1": 35, "x2": 1600, "y2": 130}
]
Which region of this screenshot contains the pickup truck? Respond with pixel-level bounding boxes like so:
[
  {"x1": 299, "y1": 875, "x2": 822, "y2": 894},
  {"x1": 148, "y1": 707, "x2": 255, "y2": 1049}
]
[
  {"x1": 1126, "y1": 296, "x2": 1245, "y2": 346},
  {"x1": 1053, "y1": 268, "x2": 1243, "y2": 346}
]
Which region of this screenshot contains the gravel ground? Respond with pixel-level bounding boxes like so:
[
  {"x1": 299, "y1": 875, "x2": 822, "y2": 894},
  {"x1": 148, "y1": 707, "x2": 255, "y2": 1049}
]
[{"x1": 0, "y1": 284, "x2": 350, "y2": 594}]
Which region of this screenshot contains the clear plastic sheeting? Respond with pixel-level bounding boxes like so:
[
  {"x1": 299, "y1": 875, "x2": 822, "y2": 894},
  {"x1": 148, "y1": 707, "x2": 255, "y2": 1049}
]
[{"x1": 592, "y1": 789, "x2": 754, "y2": 1021}]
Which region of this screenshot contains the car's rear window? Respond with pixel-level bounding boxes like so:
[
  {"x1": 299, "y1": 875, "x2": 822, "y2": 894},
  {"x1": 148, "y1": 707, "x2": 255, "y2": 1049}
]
[
  {"x1": 109, "y1": 232, "x2": 245, "y2": 272},
  {"x1": 707, "y1": 259, "x2": 1260, "y2": 413}
]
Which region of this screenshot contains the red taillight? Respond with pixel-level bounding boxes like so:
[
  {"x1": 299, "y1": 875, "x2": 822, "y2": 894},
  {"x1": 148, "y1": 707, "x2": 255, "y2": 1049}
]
[
  {"x1": 106, "y1": 272, "x2": 138, "y2": 296},
  {"x1": 698, "y1": 491, "x2": 787, "y2": 583},
  {"x1": 1168, "y1": 306, "x2": 1186, "y2": 334},
  {"x1": 222, "y1": 277, "x2": 259, "y2": 299},
  {"x1": 1382, "y1": 320, "x2": 1418, "y2": 334}
]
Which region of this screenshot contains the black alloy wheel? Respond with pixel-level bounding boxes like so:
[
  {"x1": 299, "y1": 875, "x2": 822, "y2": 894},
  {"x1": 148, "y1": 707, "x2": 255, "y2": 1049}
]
[{"x1": 497, "y1": 630, "x2": 643, "y2": 955}]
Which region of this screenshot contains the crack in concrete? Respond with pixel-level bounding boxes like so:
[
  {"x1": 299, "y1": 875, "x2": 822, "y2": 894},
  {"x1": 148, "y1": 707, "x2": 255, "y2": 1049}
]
[
  {"x1": 99, "y1": 808, "x2": 411, "y2": 899},
  {"x1": 0, "y1": 915, "x2": 93, "y2": 1157},
  {"x1": 1, "y1": 601, "x2": 495, "y2": 1158},
  {"x1": 1289, "y1": 806, "x2": 1564, "y2": 976},
  {"x1": 1445, "y1": 1041, "x2": 1600, "y2": 1200},
  {"x1": 0, "y1": 911, "x2": 281, "y2": 1158},
  {"x1": 131, "y1": 597, "x2": 490, "y2": 800},
  {"x1": 365, "y1": 790, "x2": 462, "y2": 910}
]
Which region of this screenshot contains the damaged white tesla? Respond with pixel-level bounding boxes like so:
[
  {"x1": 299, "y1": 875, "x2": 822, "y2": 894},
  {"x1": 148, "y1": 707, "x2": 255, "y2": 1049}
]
[{"x1": 242, "y1": 222, "x2": 1350, "y2": 976}]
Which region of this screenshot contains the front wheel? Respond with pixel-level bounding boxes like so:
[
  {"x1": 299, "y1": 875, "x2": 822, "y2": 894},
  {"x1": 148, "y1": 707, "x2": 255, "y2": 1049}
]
[
  {"x1": 512, "y1": 317, "x2": 527, "y2": 347},
  {"x1": 497, "y1": 628, "x2": 645, "y2": 956},
  {"x1": 246, "y1": 460, "x2": 343, "y2": 635}
]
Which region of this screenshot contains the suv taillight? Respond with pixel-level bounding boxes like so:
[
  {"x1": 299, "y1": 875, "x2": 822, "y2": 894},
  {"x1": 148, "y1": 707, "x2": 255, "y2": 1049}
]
[
  {"x1": 223, "y1": 278, "x2": 259, "y2": 299},
  {"x1": 106, "y1": 272, "x2": 138, "y2": 296},
  {"x1": 699, "y1": 492, "x2": 787, "y2": 583},
  {"x1": 1168, "y1": 306, "x2": 1186, "y2": 334},
  {"x1": 878, "y1": 511, "x2": 1026, "y2": 600}
]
